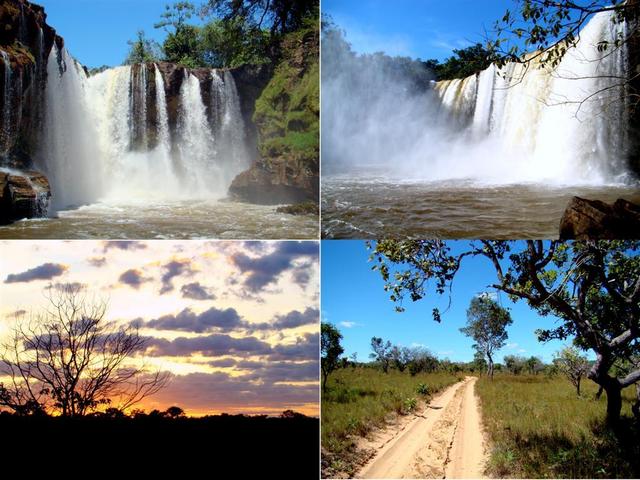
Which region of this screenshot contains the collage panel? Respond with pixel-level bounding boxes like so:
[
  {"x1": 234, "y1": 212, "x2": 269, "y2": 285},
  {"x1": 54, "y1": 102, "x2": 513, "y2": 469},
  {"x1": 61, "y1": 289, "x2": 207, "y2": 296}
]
[
  {"x1": 321, "y1": 0, "x2": 640, "y2": 239},
  {"x1": 0, "y1": 239, "x2": 319, "y2": 473},
  {"x1": 321, "y1": 239, "x2": 640, "y2": 479},
  {"x1": 319, "y1": 0, "x2": 640, "y2": 479},
  {"x1": 0, "y1": 0, "x2": 319, "y2": 239},
  {"x1": 1, "y1": 0, "x2": 640, "y2": 478}
]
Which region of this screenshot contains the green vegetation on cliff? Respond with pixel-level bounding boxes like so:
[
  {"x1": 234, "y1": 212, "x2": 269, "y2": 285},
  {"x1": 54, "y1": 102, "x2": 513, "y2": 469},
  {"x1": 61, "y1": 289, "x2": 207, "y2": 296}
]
[{"x1": 253, "y1": 16, "x2": 319, "y2": 165}]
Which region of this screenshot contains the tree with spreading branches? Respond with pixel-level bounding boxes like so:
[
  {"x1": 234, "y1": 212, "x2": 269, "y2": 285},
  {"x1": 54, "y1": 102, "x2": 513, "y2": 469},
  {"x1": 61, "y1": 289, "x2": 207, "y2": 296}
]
[
  {"x1": 321, "y1": 322, "x2": 343, "y2": 392},
  {"x1": 370, "y1": 337, "x2": 392, "y2": 373},
  {"x1": 203, "y1": 0, "x2": 317, "y2": 36},
  {"x1": 368, "y1": 240, "x2": 639, "y2": 425},
  {"x1": 554, "y1": 345, "x2": 590, "y2": 395},
  {"x1": 0, "y1": 284, "x2": 169, "y2": 416},
  {"x1": 460, "y1": 295, "x2": 513, "y2": 379},
  {"x1": 489, "y1": 0, "x2": 640, "y2": 112}
]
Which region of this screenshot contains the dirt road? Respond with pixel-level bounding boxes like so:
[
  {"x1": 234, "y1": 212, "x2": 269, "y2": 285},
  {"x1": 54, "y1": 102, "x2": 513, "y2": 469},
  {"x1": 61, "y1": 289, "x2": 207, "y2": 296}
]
[{"x1": 357, "y1": 376, "x2": 487, "y2": 479}]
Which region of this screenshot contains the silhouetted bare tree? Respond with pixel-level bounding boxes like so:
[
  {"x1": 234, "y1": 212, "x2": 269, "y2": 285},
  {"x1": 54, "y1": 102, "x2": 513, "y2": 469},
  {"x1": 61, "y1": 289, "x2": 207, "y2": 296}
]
[{"x1": 0, "y1": 284, "x2": 169, "y2": 416}]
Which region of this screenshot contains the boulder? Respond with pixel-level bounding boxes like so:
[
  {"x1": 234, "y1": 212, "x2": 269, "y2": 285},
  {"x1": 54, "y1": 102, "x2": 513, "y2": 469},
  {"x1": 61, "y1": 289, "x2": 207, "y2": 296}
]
[
  {"x1": 0, "y1": 169, "x2": 51, "y2": 223},
  {"x1": 229, "y1": 157, "x2": 318, "y2": 204},
  {"x1": 559, "y1": 197, "x2": 640, "y2": 239}
]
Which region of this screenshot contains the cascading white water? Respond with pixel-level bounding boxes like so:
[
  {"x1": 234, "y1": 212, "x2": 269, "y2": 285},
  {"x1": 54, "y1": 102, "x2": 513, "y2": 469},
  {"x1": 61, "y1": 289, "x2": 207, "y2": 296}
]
[
  {"x1": 432, "y1": 11, "x2": 631, "y2": 184},
  {"x1": 210, "y1": 70, "x2": 250, "y2": 180},
  {"x1": 36, "y1": 48, "x2": 250, "y2": 210},
  {"x1": 131, "y1": 63, "x2": 148, "y2": 150},
  {"x1": 177, "y1": 71, "x2": 221, "y2": 193},
  {"x1": 1, "y1": 50, "x2": 11, "y2": 154},
  {"x1": 154, "y1": 63, "x2": 171, "y2": 153},
  {"x1": 39, "y1": 46, "x2": 102, "y2": 209}
]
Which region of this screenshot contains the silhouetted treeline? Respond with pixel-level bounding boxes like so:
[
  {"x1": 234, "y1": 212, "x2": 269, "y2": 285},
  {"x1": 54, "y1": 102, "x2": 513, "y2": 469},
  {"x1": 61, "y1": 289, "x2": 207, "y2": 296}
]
[{"x1": 0, "y1": 409, "x2": 319, "y2": 477}]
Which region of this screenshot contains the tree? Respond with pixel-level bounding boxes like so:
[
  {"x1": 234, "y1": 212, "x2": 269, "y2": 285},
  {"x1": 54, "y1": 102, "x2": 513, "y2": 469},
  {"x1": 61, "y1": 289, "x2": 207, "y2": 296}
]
[
  {"x1": 204, "y1": 0, "x2": 318, "y2": 36},
  {"x1": 389, "y1": 345, "x2": 411, "y2": 372},
  {"x1": 525, "y1": 355, "x2": 544, "y2": 375},
  {"x1": 554, "y1": 346, "x2": 590, "y2": 396},
  {"x1": 471, "y1": 351, "x2": 488, "y2": 374},
  {"x1": 164, "y1": 405, "x2": 185, "y2": 418},
  {"x1": 407, "y1": 347, "x2": 439, "y2": 376},
  {"x1": 320, "y1": 322, "x2": 343, "y2": 392},
  {"x1": 504, "y1": 354, "x2": 526, "y2": 375},
  {"x1": 369, "y1": 337, "x2": 392, "y2": 373},
  {"x1": 0, "y1": 284, "x2": 169, "y2": 416},
  {"x1": 368, "y1": 240, "x2": 640, "y2": 425},
  {"x1": 349, "y1": 352, "x2": 358, "y2": 369},
  {"x1": 490, "y1": 0, "x2": 640, "y2": 111},
  {"x1": 124, "y1": 30, "x2": 162, "y2": 65},
  {"x1": 155, "y1": 2, "x2": 205, "y2": 67},
  {"x1": 427, "y1": 44, "x2": 498, "y2": 80},
  {"x1": 460, "y1": 295, "x2": 513, "y2": 380},
  {"x1": 200, "y1": 17, "x2": 270, "y2": 68}
]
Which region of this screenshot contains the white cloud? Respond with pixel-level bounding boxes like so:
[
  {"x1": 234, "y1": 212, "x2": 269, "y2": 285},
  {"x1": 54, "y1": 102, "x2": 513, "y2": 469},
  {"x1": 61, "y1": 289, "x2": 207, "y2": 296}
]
[{"x1": 339, "y1": 321, "x2": 362, "y2": 328}]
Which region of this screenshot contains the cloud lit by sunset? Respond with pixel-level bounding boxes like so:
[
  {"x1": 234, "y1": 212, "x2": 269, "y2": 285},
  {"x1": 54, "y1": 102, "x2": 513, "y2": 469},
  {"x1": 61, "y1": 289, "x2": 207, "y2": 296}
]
[{"x1": 0, "y1": 240, "x2": 319, "y2": 417}]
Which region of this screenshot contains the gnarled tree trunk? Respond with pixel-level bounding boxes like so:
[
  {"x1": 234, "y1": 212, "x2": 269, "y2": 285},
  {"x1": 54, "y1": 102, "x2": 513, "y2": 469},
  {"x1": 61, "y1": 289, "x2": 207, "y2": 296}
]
[
  {"x1": 487, "y1": 352, "x2": 494, "y2": 380},
  {"x1": 588, "y1": 353, "x2": 623, "y2": 426}
]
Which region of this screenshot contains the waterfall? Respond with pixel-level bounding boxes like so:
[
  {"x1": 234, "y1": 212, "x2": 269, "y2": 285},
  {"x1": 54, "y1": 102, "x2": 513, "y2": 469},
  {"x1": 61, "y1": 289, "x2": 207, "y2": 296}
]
[
  {"x1": 129, "y1": 63, "x2": 148, "y2": 150},
  {"x1": 177, "y1": 71, "x2": 219, "y2": 193},
  {"x1": 28, "y1": 46, "x2": 250, "y2": 209},
  {"x1": 210, "y1": 70, "x2": 249, "y2": 176},
  {"x1": 154, "y1": 63, "x2": 171, "y2": 153},
  {"x1": 38, "y1": 46, "x2": 102, "y2": 209},
  {"x1": 1, "y1": 50, "x2": 11, "y2": 155},
  {"x1": 433, "y1": 11, "x2": 631, "y2": 184}
]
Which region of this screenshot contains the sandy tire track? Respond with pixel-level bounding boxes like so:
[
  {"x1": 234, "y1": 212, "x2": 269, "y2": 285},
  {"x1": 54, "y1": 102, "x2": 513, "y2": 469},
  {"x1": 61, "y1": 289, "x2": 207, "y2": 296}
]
[{"x1": 357, "y1": 376, "x2": 487, "y2": 479}]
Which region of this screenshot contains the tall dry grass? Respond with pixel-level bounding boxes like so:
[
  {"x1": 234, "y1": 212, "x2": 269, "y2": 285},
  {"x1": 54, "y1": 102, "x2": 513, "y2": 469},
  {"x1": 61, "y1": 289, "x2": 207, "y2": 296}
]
[
  {"x1": 476, "y1": 374, "x2": 639, "y2": 478},
  {"x1": 321, "y1": 367, "x2": 461, "y2": 476}
]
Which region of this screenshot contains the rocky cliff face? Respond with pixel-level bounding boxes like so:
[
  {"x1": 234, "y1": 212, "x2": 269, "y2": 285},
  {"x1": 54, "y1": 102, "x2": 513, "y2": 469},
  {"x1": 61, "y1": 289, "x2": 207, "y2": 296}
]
[
  {"x1": 0, "y1": 0, "x2": 62, "y2": 221},
  {"x1": 228, "y1": 21, "x2": 319, "y2": 205},
  {"x1": 1, "y1": 0, "x2": 62, "y2": 164}
]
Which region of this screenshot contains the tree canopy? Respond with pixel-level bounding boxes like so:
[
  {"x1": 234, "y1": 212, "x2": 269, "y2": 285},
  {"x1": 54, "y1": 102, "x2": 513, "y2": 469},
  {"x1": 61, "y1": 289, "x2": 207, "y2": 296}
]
[
  {"x1": 426, "y1": 43, "x2": 498, "y2": 81},
  {"x1": 321, "y1": 322, "x2": 344, "y2": 392},
  {"x1": 554, "y1": 346, "x2": 590, "y2": 396},
  {"x1": 124, "y1": 30, "x2": 162, "y2": 65},
  {"x1": 460, "y1": 295, "x2": 513, "y2": 379},
  {"x1": 204, "y1": 0, "x2": 318, "y2": 35}
]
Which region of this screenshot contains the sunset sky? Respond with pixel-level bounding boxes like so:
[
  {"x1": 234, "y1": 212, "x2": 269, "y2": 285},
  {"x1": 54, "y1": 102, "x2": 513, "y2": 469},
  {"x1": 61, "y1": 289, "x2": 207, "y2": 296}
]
[{"x1": 0, "y1": 240, "x2": 319, "y2": 417}]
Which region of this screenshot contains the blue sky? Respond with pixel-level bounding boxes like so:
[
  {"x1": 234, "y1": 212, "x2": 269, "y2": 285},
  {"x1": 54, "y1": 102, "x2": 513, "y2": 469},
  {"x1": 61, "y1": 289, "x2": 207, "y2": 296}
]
[
  {"x1": 322, "y1": 240, "x2": 584, "y2": 364},
  {"x1": 323, "y1": 0, "x2": 515, "y2": 61},
  {"x1": 38, "y1": 0, "x2": 194, "y2": 68}
]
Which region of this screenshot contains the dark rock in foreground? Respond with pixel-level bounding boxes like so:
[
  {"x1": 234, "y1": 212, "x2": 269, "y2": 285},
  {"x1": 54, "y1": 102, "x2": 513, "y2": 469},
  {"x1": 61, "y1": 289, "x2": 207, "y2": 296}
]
[
  {"x1": 229, "y1": 158, "x2": 318, "y2": 204},
  {"x1": 0, "y1": 169, "x2": 50, "y2": 223},
  {"x1": 276, "y1": 201, "x2": 319, "y2": 216},
  {"x1": 559, "y1": 196, "x2": 640, "y2": 239}
]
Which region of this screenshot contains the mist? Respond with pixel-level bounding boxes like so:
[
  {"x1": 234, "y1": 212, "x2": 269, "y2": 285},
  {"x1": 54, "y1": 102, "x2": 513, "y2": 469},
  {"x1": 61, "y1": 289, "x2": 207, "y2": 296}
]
[{"x1": 321, "y1": 13, "x2": 634, "y2": 186}]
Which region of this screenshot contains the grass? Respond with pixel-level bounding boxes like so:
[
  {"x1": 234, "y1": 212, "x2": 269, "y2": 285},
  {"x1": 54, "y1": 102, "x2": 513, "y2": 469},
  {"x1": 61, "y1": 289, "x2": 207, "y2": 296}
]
[
  {"x1": 321, "y1": 367, "x2": 462, "y2": 477},
  {"x1": 253, "y1": 20, "x2": 319, "y2": 163},
  {"x1": 476, "y1": 375, "x2": 640, "y2": 478}
]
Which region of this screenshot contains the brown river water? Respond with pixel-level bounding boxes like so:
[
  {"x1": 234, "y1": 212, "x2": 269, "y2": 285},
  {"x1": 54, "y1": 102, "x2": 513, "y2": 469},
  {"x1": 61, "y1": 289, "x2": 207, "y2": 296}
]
[
  {"x1": 321, "y1": 176, "x2": 640, "y2": 239},
  {"x1": 0, "y1": 199, "x2": 318, "y2": 239}
]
